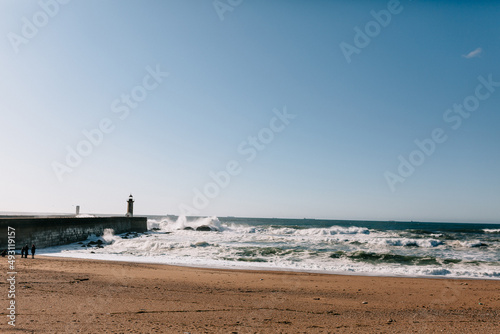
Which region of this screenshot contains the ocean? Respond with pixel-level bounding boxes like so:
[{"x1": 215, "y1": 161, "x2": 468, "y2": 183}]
[{"x1": 41, "y1": 216, "x2": 500, "y2": 279}]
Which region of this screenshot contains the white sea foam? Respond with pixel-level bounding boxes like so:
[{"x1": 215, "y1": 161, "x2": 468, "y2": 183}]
[
  {"x1": 39, "y1": 217, "x2": 500, "y2": 280},
  {"x1": 368, "y1": 238, "x2": 443, "y2": 248},
  {"x1": 483, "y1": 229, "x2": 500, "y2": 233},
  {"x1": 458, "y1": 240, "x2": 488, "y2": 248},
  {"x1": 148, "y1": 216, "x2": 222, "y2": 232}
]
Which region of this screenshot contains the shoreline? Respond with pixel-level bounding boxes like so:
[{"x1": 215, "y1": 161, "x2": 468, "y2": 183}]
[
  {"x1": 2, "y1": 255, "x2": 499, "y2": 333},
  {"x1": 30, "y1": 217, "x2": 500, "y2": 282},
  {"x1": 40, "y1": 253, "x2": 500, "y2": 281}
]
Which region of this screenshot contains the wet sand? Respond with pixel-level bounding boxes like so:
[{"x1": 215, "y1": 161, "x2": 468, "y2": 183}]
[{"x1": 1, "y1": 256, "x2": 499, "y2": 333}]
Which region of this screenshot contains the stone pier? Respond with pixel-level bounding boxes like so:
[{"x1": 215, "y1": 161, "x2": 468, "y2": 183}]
[{"x1": 0, "y1": 216, "x2": 148, "y2": 250}]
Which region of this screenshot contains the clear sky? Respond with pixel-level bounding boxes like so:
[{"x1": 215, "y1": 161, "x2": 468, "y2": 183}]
[{"x1": 1, "y1": 0, "x2": 499, "y2": 222}]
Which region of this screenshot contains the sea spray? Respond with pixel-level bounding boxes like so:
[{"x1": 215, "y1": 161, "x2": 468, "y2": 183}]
[
  {"x1": 148, "y1": 216, "x2": 222, "y2": 232},
  {"x1": 41, "y1": 217, "x2": 500, "y2": 279}
]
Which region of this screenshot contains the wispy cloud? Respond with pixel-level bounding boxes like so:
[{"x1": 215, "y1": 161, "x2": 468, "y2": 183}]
[{"x1": 463, "y1": 47, "x2": 482, "y2": 59}]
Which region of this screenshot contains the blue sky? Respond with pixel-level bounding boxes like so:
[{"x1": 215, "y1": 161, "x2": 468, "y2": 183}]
[{"x1": 0, "y1": 0, "x2": 499, "y2": 222}]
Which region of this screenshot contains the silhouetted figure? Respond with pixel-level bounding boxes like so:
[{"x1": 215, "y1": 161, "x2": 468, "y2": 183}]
[
  {"x1": 23, "y1": 245, "x2": 29, "y2": 258},
  {"x1": 31, "y1": 244, "x2": 36, "y2": 259}
]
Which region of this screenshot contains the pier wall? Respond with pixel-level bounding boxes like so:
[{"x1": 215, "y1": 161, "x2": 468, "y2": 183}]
[{"x1": 0, "y1": 216, "x2": 148, "y2": 250}]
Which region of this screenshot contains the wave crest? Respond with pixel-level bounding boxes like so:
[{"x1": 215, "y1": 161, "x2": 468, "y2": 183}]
[{"x1": 148, "y1": 216, "x2": 222, "y2": 232}]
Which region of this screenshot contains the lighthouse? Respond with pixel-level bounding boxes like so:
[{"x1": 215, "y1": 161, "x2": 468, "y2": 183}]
[{"x1": 126, "y1": 195, "x2": 134, "y2": 217}]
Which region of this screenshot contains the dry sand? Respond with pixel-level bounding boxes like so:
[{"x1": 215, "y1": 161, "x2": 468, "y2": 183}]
[{"x1": 1, "y1": 256, "x2": 499, "y2": 333}]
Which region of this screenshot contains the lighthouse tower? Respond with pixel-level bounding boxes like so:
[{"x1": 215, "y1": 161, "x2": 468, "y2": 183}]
[{"x1": 126, "y1": 195, "x2": 134, "y2": 217}]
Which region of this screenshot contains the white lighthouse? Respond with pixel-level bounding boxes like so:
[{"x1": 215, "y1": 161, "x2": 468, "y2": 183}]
[{"x1": 126, "y1": 194, "x2": 134, "y2": 217}]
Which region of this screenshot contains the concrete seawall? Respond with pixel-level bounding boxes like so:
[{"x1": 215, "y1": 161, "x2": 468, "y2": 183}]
[{"x1": 0, "y1": 216, "x2": 148, "y2": 250}]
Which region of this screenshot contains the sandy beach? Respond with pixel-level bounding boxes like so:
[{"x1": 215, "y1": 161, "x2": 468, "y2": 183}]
[{"x1": 1, "y1": 256, "x2": 499, "y2": 333}]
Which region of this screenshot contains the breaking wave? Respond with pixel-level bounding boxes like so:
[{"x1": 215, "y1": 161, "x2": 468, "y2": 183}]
[{"x1": 40, "y1": 216, "x2": 500, "y2": 280}]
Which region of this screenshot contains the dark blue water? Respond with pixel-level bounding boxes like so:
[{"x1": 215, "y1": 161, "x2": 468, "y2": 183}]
[{"x1": 42, "y1": 216, "x2": 500, "y2": 279}]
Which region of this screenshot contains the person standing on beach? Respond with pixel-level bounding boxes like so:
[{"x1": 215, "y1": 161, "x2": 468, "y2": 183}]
[
  {"x1": 22, "y1": 245, "x2": 28, "y2": 258},
  {"x1": 31, "y1": 244, "x2": 36, "y2": 259}
]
